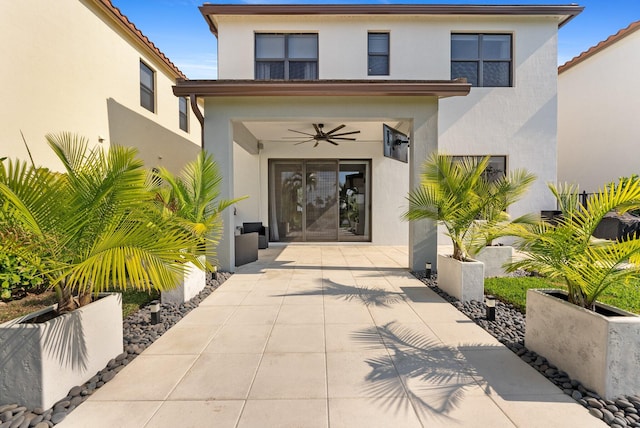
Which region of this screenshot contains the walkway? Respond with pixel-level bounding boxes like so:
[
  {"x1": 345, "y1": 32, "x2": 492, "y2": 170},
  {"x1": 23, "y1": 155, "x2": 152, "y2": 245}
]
[{"x1": 59, "y1": 245, "x2": 604, "y2": 427}]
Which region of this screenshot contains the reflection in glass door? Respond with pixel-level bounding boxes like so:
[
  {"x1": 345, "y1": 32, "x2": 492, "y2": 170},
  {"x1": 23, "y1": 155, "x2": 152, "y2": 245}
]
[
  {"x1": 269, "y1": 160, "x2": 370, "y2": 242},
  {"x1": 305, "y1": 161, "x2": 339, "y2": 241},
  {"x1": 339, "y1": 162, "x2": 370, "y2": 242}
]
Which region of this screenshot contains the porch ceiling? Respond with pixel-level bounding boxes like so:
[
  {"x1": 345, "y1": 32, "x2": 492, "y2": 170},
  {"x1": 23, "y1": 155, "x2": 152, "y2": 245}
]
[{"x1": 241, "y1": 120, "x2": 392, "y2": 145}]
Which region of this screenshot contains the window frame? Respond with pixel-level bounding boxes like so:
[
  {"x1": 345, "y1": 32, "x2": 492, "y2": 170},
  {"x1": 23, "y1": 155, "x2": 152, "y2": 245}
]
[
  {"x1": 179, "y1": 97, "x2": 189, "y2": 132},
  {"x1": 367, "y1": 32, "x2": 390, "y2": 76},
  {"x1": 450, "y1": 33, "x2": 513, "y2": 87},
  {"x1": 255, "y1": 33, "x2": 319, "y2": 80},
  {"x1": 140, "y1": 60, "x2": 156, "y2": 113}
]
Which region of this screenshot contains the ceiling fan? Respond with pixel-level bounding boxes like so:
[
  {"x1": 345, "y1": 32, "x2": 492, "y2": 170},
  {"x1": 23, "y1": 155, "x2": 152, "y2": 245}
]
[{"x1": 285, "y1": 124, "x2": 360, "y2": 147}]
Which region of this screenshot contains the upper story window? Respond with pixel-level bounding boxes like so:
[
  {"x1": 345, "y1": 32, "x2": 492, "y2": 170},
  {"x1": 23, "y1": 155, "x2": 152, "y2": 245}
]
[
  {"x1": 451, "y1": 34, "x2": 512, "y2": 87},
  {"x1": 179, "y1": 97, "x2": 189, "y2": 132},
  {"x1": 368, "y1": 32, "x2": 389, "y2": 76},
  {"x1": 140, "y1": 61, "x2": 155, "y2": 112},
  {"x1": 255, "y1": 33, "x2": 318, "y2": 80}
]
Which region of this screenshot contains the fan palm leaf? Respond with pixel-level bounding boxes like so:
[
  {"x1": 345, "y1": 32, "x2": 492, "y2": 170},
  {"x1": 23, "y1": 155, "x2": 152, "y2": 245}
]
[
  {"x1": 404, "y1": 153, "x2": 535, "y2": 261},
  {"x1": 0, "y1": 133, "x2": 204, "y2": 313},
  {"x1": 509, "y1": 176, "x2": 640, "y2": 308},
  {"x1": 153, "y1": 150, "x2": 245, "y2": 266}
]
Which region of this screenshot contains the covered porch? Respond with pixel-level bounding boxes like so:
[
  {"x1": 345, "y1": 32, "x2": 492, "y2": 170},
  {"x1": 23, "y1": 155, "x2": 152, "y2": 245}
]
[{"x1": 174, "y1": 79, "x2": 470, "y2": 271}]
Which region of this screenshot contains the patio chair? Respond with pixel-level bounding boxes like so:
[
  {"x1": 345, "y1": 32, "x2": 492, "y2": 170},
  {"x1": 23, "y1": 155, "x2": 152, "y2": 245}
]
[{"x1": 242, "y1": 222, "x2": 269, "y2": 249}]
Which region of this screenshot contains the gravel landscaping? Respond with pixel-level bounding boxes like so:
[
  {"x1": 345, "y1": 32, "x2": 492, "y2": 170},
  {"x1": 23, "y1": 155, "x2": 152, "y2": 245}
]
[
  {"x1": 0, "y1": 272, "x2": 230, "y2": 428},
  {"x1": 413, "y1": 271, "x2": 640, "y2": 428}
]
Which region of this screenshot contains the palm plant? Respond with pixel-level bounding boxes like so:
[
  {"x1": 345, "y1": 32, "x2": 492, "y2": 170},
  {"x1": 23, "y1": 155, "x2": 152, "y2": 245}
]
[
  {"x1": 0, "y1": 133, "x2": 202, "y2": 314},
  {"x1": 508, "y1": 177, "x2": 640, "y2": 309},
  {"x1": 152, "y1": 151, "x2": 243, "y2": 269},
  {"x1": 404, "y1": 153, "x2": 535, "y2": 261}
]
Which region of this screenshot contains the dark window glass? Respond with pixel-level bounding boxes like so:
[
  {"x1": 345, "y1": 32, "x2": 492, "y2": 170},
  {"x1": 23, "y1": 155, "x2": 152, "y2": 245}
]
[
  {"x1": 255, "y1": 33, "x2": 318, "y2": 80},
  {"x1": 179, "y1": 97, "x2": 188, "y2": 132},
  {"x1": 140, "y1": 61, "x2": 155, "y2": 112},
  {"x1": 451, "y1": 34, "x2": 512, "y2": 87},
  {"x1": 368, "y1": 33, "x2": 389, "y2": 76}
]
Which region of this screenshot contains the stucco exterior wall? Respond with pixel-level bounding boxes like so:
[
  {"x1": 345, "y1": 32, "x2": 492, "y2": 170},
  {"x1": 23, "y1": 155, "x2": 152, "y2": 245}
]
[
  {"x1": 0, "y1": 0, "x2": 200, "y2": 173},
  {"x1": 215, "y1": 14, "x2": 560, "y2": 220},
  {"x1": 438, "y1": 19, "x2": 560, "y2": 220},
  {"x1": 558, "y1": 31, "x2": 640, "y2": 193}
]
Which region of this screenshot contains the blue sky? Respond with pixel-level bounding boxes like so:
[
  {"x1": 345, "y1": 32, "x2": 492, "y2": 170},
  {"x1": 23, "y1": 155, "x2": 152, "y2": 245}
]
[{"x1": 112, "y1": 0, "x2": 640, "y2": 79}]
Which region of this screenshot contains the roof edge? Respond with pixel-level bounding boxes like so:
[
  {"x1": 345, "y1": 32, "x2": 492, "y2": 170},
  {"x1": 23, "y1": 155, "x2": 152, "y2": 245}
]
[
  {"x1": 200, "y1": 4, "x2": 584, "y2": 29},
  {"x1": 559, "y1": 20, "x2": 640, "y2": 74},
  {"x1": 173, "y1": 79, "x2": 471, "y2": 98},
  {"x1": 93, "y1": 0, "x2": 187, "y2": 79}
]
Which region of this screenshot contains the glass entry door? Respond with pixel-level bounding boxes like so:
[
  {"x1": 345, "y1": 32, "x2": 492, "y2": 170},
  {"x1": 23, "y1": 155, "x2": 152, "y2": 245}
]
[{"x1": 269, "y1": 160, "x2": 370, "y2": 242}]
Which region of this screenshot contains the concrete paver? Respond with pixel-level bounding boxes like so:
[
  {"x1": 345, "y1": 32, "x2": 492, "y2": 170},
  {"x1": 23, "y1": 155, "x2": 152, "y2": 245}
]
[{"x1": 58, "y1": 245, "x2": 605, "y2": 427}]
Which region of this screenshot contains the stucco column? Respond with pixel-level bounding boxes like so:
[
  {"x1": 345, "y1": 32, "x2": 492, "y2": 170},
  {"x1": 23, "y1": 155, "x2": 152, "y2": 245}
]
[
  {"x1": 409, "y1": 100, "x2": 439, "y2": 272},
  {"x1": 203, "y1": 99, "x2": 235, "y2": 271}
]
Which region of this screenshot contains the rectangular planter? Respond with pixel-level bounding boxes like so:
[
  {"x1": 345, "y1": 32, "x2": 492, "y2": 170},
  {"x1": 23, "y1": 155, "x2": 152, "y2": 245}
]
[
  {"x1": 525, "y1": 289, "x2": 640, "y2": 399},
  {"x1": 437, "y1": 254, "x2": 484, "y2": 302},
  {"x1": 0, "y1": 292, "x2": 123, "y2": 409},
  {"x1": 474, "y1": 245, "x2": 513, "y2": 278},
  {"x1": 161, "y1": 256, "x2": 207, "y2": 304}
]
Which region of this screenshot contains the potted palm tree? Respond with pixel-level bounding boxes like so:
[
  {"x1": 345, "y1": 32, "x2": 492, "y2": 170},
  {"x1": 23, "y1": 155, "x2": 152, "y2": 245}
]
[
  {"x1": 509, "y1": 178, "x2": 640, "y2": 399},
  {"x1": 153, "y1": 151, "x2": 241, "y2": 304},
  {"x1": 0, "y1": 133, "x2": 205, "y2": 409},
  {"x1": 404, "y1": 153, "x2": 534, "y2": 301},
  {"x1": 468, "y1": 169, "x2": 537, "y2": 277}
]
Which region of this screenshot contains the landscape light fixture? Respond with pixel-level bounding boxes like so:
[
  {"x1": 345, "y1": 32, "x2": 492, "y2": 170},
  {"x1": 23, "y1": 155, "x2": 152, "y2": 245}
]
[
  {"x1": 150, "y1": 300, "x2": 161, "y2": 325},
  {"x1": 486, "y1": 295, "x2": 496, "y2": 321},
  {"x1": 425, "y1": 262, "x2": 432, "y2": 278}
]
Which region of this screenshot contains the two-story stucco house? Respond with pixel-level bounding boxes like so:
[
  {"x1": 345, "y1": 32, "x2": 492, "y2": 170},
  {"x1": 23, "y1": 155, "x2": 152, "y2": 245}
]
[
  {"x1": 558, "y1": 20, "x2": 640, "y2": 194},
  {"x1": 174, "y1": 4, "x2": 583, "y2": 271},
  {"x1": 1, "y1": 0, "x2": 201, "y2": 173}
]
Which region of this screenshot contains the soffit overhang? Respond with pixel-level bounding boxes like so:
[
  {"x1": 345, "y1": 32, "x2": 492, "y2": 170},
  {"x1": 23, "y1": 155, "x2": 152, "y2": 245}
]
[
  {"x1": 200, "y1": 4, "x2": 584, "y2": 36},
  {"x1": 173, "y1": 79, "x2": 471, "y2": 98}
]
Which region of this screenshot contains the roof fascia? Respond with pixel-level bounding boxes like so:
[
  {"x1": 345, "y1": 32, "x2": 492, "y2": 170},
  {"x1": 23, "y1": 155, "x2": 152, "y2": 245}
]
[
  {"x1": 200, "y1": 4, "x2": 584, "y2": 30},
  {"x1": 559, "y1": 20, "x2": 640, "y2": 74},
  {"x1": 173, "y1": 80, "x2": 471, "y2": 98},
  {"x1": 90, "y1": 0, "x2": 186, "y2": 79}
]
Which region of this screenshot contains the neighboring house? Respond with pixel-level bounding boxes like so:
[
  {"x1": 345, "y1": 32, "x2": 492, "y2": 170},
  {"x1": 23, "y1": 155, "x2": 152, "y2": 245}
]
[
  {"x1": 174, "y1": 4, "x2": 583, "y2": 271},
  {"x1": 1, "y1": 0, "x2": 201, "y2": 173},
  {"x1": 558, "y1": 20, "x2": 640, "y2": 194}
]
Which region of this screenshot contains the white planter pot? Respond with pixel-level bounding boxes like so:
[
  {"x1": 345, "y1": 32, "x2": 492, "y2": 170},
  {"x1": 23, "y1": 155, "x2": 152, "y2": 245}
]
[
  {"x1": 161, "y1": 256, "x2": 207, "y2": 304},
  {"x1": 437, "y1": 254, "x2": 484, "y2": 302},
  {"x1": 0, "y1": 292, "x2": 123, "y2": 409},
  {"x1": 475, "y1": 246, "x2": 513, "y2": 278},
  {"x1": 525, "y1": 289, "x2": 640, "y2": 399}
]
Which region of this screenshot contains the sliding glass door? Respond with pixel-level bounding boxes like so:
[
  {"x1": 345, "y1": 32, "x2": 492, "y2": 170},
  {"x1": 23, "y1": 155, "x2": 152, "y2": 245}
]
[{"x1": 269, "y1": 160, "x2": 370, "y2": 242}]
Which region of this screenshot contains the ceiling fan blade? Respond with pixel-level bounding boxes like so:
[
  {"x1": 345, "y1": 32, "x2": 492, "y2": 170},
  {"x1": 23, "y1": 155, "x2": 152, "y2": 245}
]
[
  {"x1": 294, "y1": 138, "x2": 315, "y2": 145},
  {"x1": 330, "y1": 137, "x2": 357, "y2": 141},
  {"x1": 325, "y1": 124, "x2": 345, "y2": 135},
  {"x1": 330, "y1": 130, "x2": 361, "y2": 137},
  {"x1": 327, "y1": 139, "x2": 340, "y2": 146},
  {"x1": 313, "y1": 124, "x2": 322, "y2": 135},
  {"x1": 288, "y1": 129, "x2": 316, "y2": 137}
]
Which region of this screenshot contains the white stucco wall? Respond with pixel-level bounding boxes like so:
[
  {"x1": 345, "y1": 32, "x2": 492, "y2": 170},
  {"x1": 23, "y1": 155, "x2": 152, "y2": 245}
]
[
  {"x1": 439, "y1": 19, "x2": 560, "y2": 220},
  {"x1": 233, "y1": 143, "x2": 262, "y2": 229},
  {"x1": 0, "y1": 0, "x2": 200, "y2": 173},
  {"x1": 214, "y1": 14, "x2": 561, "y2": 220},
  {"x1": 203, "y1": 95, "x2": 438, "y2": 270},
  {"x1": 558, "y1": 30, "x2": 640, "y2": 193}
]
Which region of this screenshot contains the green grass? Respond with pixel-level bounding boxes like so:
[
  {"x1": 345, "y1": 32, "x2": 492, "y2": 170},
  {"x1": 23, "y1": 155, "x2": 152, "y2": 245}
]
[
  {"x1": 120, "y1": 289, "x2": 160, "y2": 318},
  {"x1": 484, "y1": 276, "x2": 640, "y2": 315}
]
